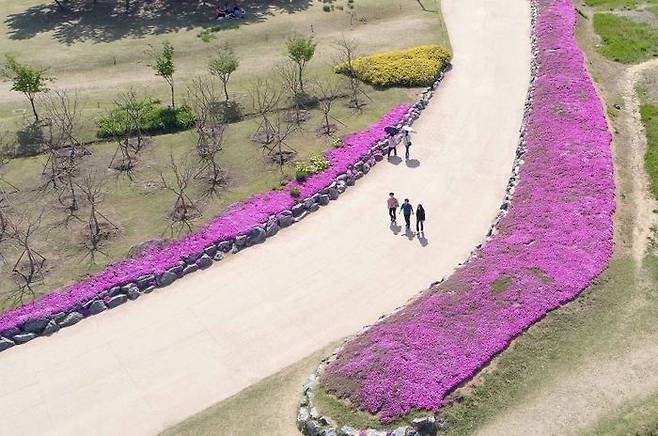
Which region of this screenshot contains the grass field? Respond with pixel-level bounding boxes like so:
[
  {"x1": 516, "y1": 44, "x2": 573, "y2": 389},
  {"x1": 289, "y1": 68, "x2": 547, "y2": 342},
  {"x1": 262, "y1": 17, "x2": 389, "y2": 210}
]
[
  {"x1": 0, "y1": 0, "x2": 450, "y2": 310},
  {"x1": 592, "y1": 12, "x2": 658, "y2": 63}
]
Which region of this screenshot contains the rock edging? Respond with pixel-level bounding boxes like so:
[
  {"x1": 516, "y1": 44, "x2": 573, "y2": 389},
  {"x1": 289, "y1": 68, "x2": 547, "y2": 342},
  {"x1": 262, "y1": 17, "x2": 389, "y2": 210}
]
[{"x1": 0, "y1": 65, "x2": 451, "y2": 353}]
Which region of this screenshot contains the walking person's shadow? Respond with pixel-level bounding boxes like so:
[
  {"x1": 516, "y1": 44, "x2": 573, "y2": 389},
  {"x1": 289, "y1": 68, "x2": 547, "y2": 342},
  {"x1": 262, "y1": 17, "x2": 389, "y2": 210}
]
[
  {"x1": 418, "y1": 232, "x2": 429, "y2": 247},
  {"x1": 405, "y1": 159, "x2": 421, "y2": 168},
  {"x1": 403, "y1": 226, "x2": 415, "y2": 240},
  {"x1": 389, "y1": 221, "x2": 402, "y2": 235},
  {"x1": 388, "y1": 156, "x2": 403, "y2": 165}
]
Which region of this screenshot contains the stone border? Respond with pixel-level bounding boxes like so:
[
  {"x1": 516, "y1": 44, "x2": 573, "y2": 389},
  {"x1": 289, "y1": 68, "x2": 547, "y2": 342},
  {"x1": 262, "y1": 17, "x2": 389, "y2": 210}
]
[
  {"x1": 296, "y1": 3, "x2": 539, "y2": 435},
  {"x1": 0, "y1": 65, "x2": 451, "y2": 353}
]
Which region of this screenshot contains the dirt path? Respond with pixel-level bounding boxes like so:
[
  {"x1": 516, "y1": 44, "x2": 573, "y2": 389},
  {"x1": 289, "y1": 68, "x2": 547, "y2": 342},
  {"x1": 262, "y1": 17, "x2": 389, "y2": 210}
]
[
  {"x1": 0, "y1": 1, "x2": 532, "y2": 435},
  {"x1": 472, "y1": 58, "x2": 658, "y2": 436}
]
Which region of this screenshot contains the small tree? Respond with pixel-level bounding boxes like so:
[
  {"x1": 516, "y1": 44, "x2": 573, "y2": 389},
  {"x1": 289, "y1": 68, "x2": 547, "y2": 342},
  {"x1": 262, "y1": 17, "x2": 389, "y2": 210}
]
[
  {"x1": 209, "y1": 48, "x2": 239, "y2": 102},
  {"x1": 116, "y1": 89, "x2": 149, "y2": 152},
  {"x1": 1, "y1": 55, "x2": 51, "y2": 122},
  {"x1": 160, "y1": 153, "x2": 200, "y2": 234},
  {"x1": 277, "y1": 61, "x2": 310, "y2": 126},
  {"x1": 7, "y1": 211, "x2": 46, "y2": 307},
  {"x1": 335, "y1": 37, "x2": 370, "y2": 110},
  {"x1": 187, "y1": 78, "x2": 226, "y2": 195},
  {"x1": 287, "y1": 35, "x2": 317, "y2": 95},
  {"x1": 42, "y1": 90, "x2": 88, "y2": 161},
  {"x1": 77, "y1": 172, "x2": 118, "y2": 260},
  {"x1": 315, "y1": 77, "x2": 344, "y2": 135},
  {"x1": 148, "y1": 41, "x2": 176, "y2": 108},
  {"x1": 249, "y1": 79, "x2": 280, "y2": 145}
]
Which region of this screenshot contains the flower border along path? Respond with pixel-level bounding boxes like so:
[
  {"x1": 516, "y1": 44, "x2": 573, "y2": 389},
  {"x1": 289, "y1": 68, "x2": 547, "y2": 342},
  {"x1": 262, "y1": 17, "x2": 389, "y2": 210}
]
[
  {"x1": 297, "y1": 0, "x2": 615, "y2": 434},
  {"x1": 0, "y1": 66, "x2": 451, "y2": 352}
]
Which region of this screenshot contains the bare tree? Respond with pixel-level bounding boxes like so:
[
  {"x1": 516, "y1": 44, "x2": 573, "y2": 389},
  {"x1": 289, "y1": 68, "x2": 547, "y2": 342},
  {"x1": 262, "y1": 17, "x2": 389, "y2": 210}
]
[
  {"x1": 105, "y1": 106, "x2": 136, "y2": 176},
  {"x1": 160, "y1": 153, "x2": 200, "y2": 234},
  {"x1": 335, "y1": 37, "x2": 370, "y2": 110},
  {"x1": 41, "y1": 90, "x2": 88, "y2": 161},
  {"x1": 315, "y1": 76, "x2": 345, "y2": 136},
  {"x1": 77, "y1": 172, "x2": 118, "y2": 261},
  {"x1": 116, "y1": 89, "x2": 150, "y2": 153},
  {"x1": 186, "y1": 78, "x2": 226, "y2": 195},
  {"x1": 6, "y1": 211, "x2": 46, "y2": 307},
  {"x1": 269, "y1": 116, "x2": 297, "y2": 173},
  {"x1": 277, "y1": 61, "x2": 310, "y2": 126},
  {"x1": 249, "y1": 79, "x2": 281, "y2": 145}
]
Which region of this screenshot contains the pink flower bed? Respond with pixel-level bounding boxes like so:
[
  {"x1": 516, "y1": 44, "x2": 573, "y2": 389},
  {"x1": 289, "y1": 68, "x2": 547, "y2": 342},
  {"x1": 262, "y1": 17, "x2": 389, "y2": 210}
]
[
  {"x1": 0, "y1": 105, "x2": 411, "y2": 333},
  {"x1": 320, "y1": 0, "x2": 614, "y2": 424}
]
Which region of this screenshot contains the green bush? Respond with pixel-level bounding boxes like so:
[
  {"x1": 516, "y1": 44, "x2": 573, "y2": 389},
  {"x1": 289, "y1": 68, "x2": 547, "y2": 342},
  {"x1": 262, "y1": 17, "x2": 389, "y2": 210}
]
[
  {"x1": 290, "y1": 187, "x2": 301, "y2": 198},
  {"x1": 335, "y1": 45, "x2": 452, "y2": 87},
  {"x1": 295, "y1": 153, "x2": 330, "y2": 181},
  {"x1": 96, "y1": 99, "x2": 197, "y2": 139}
]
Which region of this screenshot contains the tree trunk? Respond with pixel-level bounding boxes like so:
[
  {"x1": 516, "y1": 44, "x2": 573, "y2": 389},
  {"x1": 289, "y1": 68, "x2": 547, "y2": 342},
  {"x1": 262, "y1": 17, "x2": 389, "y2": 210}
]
[
  {"x1": 298, "y1": 63, "x2": 304, "y2": 95},
  {"x1": 28, "y1": 95, "x2": 39, "y2": 122},
  {"x1": 223, "y1": 80, "x2": 230, "y2": 102},
  {"x1": 170, "y1": 82, "x2": 175, "y2": 109}
]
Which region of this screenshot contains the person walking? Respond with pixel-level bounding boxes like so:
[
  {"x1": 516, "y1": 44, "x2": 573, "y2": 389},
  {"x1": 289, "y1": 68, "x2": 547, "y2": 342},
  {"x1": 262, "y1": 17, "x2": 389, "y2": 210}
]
[
  {"x1": 416, "y1": 204, "x2": 426, "y2": 233},
  {"x1": 400, "y1": 198, "x2": 414, "y2": 228},
  {"x1": 387, "y1": 192, "x2": 399, "y2": 222},
  {"x1": 387, "y1": 134, "x2": 398, "y2": 158},
  {"x1": 403, "y1": 130, "x2": 412, "y2": 160}
]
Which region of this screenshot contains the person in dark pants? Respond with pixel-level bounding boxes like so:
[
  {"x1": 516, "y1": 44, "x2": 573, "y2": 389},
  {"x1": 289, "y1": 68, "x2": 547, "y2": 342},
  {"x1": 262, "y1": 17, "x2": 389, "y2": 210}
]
[
  {"x1": 400, "y1": 198, "x2": 414, "y2": 228},
  {"x1": 387, "y1": 192, "x2": 399, "y2": 222},
  {"x1": 403, "y1": 130, "x2": 412, "y2": 160},
  {"x1": 387, "y1": 134, "x2": 397, "y2": 158},
  {"x1": 416, "y1": 204, "x2": 426, "y2": 233}
]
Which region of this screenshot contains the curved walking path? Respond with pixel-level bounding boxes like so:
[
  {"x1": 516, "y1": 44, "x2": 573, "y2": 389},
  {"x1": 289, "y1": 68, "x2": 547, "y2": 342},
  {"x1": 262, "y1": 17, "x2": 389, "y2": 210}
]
[{"x1": 0, "y1": 1, "x2": 531, "y2": 434}]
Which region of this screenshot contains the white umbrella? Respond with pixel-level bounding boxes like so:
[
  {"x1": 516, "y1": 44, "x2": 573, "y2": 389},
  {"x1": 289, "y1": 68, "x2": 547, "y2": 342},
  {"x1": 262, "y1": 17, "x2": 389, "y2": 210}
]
[{"x1": 402, "y1": 126, "x2": 416, "y2": 133}]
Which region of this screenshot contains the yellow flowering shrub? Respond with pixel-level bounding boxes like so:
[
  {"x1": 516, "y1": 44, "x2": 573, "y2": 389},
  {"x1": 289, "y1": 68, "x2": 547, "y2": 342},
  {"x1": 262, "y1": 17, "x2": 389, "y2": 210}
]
[{"x1": 335, "y1": 45, "x2": 452, "y2": 87}]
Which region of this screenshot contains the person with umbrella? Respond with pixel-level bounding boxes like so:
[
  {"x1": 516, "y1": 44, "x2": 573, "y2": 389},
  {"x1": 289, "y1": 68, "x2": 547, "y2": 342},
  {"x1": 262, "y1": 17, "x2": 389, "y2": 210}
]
[
  {"x1": 402, "y1": 126, "x2": 416, "y2": 160},
  {"x1": 384, "y1": 126, "x2": 399, "y2": 159}
]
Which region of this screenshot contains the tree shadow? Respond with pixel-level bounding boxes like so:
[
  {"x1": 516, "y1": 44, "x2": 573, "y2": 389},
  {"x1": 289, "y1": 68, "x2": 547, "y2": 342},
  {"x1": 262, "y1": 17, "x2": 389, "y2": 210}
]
[{"x1": 5, "y1": 0, "x2": 315, "y2": 45}]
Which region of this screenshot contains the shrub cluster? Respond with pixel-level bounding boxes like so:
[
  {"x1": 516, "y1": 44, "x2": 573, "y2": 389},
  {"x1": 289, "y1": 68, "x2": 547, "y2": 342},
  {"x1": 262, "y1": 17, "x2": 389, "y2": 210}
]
[
  {"x1": 295, "y1": 153, "x2": 331, "y2": 181},
  {"x1": 335, "y1": 45, "x2": 452, "y2": 87},
  {"x1": 96, "y1": 99, "x2": 197, "y2": 138}
]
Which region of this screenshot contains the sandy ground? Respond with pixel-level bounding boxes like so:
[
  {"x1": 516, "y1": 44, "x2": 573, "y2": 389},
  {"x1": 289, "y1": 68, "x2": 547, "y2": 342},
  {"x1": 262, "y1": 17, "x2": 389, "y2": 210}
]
[{"x1": 0, "y1": 1, "x2": 531, "y2": 435}]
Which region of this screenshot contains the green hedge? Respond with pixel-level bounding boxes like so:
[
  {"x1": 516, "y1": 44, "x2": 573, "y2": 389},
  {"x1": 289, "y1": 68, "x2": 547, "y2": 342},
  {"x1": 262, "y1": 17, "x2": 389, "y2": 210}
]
[{"x1": 96, "y1": 99, "x2": 197, "y2": 138}]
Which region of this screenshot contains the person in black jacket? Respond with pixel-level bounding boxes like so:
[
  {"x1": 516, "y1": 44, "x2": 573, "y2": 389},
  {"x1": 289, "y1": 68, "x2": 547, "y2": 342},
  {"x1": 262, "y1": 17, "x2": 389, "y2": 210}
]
[{"x1": 416, "y1": 204, "x2": 426, "y2": 233}]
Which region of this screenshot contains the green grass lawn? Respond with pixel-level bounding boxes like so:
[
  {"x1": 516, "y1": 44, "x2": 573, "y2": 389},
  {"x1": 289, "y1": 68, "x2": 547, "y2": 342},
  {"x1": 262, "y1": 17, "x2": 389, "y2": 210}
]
[
  {"x1": 584, "y1": 389, "x2": 658, "y2": 435},
  {"x1": 641, "y1": 104, "x2": 658, "y2": 200},
  {"x1": 592, "y1": 13, "x2": 658, "y2": 63}
]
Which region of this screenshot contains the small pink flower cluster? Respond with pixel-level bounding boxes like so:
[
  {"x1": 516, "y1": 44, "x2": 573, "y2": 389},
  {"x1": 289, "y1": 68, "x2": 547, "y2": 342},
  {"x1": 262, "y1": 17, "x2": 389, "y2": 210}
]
[
  {"x1": 320, "y1": 0, "x2": 615, "y2": 423},
  {"x1": 0, "y1": 105, "x2": 411, "y2": 333}
]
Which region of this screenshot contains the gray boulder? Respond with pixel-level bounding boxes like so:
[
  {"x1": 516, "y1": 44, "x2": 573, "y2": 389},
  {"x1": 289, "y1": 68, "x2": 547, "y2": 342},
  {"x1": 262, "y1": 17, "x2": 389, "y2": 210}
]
[
  {"x1": 169, "y1": 264, "x2": 185, "y2": 277},
  {"x1": 88, "y1": 300, "x2": 107, "y2": 315},
  {"x1": 143, "y1": 285, "x2": 157, "y2": 294},
  {"x1": 42, "y1": 320, "x2": 60, "y2": 336},
  {"x1": 305, "y1": 420, "x2": 321, "y2": 436},
  {"x1": 412, "y1": 416, "x2": 436, "y2": 435},
  {"x1": 127, "y1": 287, "x2": 141, "y2": 300},
  {"x1": 136, "y1": 274, "x2": 155, "y2": 289},
  {"x1": 108, "y1": 286, "x2": 123, "y2": 297},
  {"x1": 203, "y1": 245, "x2": 218, "y2": 258},
  {"x1": 346, "y1": 177, "x2": 356, "y2": 186},
  {"x1": 327, "y1": 188, "x2": 340, "y2": 200},
  {"x1": 184, "y1": 252, "x2": 202, "y2": 264},
  {"x1": 1, "y1": 327, "x2": 20, "y2": 339},
  {"x1": 196, "y1": 254, "x2": 213, "y2": 269},
  {"x1": 323, "y1": 429, "x2": 338, "y2": 436},
  {"x1": 213, "y1": 252, "x2": 225, "y2": 262},
  {"x1": 278, "y1": 213, "x2": 293, "y2": 228},
  {"x1": 266, "y1": 222, "x2": 280, "y2": 237},
  {"x1": 183, "y1": 264, "x2": 199, "y2": 275},
  {"x1": 338, "y1": 427, "x2": 360, "y2": 436},
  {"x1": 295, "y1": 211, "x2": 309, "y2": 222},
  {"x1": 0, "y1": 337, "x2": 15, "y2": 352},
  {"x1": 235, "y1": 235, "x2": 248, "y2": 247},
  {"x1": 59, "y1": 312, "x2": 84, "y2": 328},
  {"x1": 292, "y1": 203, "x2": 306, "y2": 218},
  {"x1": 246, "y1": 226, "x2": 266, "y2": 246},
  {"x1": 303, "y1": 197, "x2": 316, "y2": 209},
  {"x1": 53, "y1": 312, "x2": 67, "y2": 322},
  {"x1": 22, "y1": 318, "x2": 50, "y2": 334},
  {"x1": 217, "y1": 240, "x2": 232, "y2": 252},
  {"x1": 157, "y1": 270, "x2": 177, "y2": 287},
  {"x1": 297, "y1": 407, "x2": 310, "y2": 431},
  {"x1": 307, "y1": 202, "x2": 320, "y2": 212},
  {"x1": 362, "y1": 163, "x2": 371, "y2": 173},
  {"x1": 13, "y1": 333, "x2": 37, "y2": 344},
  {"x1": 391, "y1": 427, "x2": 407, "y2": 436},
  {"x1": 318, "y1": 194, "x2": 330, "y2": 206},
  {"x1": 107, "y1": 294, "x2": 128, "y2": 309},
  {"x1": 336, "y1": 182, "x2": 347, "y2": 193},
  {"x1": 231, "y1": 243, "x2": 239, "y2": 254}
]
